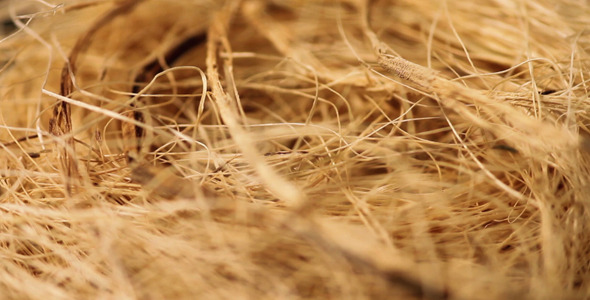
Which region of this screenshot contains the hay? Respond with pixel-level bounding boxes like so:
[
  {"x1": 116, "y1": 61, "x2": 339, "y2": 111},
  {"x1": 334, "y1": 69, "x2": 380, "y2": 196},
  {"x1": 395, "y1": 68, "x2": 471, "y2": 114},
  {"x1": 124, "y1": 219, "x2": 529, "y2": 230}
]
[{"x1": 0, "y1": 0, "x2": 589, "y2": 299}]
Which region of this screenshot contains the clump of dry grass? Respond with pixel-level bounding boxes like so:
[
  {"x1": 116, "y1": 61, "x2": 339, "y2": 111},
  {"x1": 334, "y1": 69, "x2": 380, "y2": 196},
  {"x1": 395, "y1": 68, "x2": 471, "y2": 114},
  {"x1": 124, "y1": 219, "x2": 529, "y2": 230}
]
[{"x1": 0, "y1": 0, "x2": 589, "y2": 299}]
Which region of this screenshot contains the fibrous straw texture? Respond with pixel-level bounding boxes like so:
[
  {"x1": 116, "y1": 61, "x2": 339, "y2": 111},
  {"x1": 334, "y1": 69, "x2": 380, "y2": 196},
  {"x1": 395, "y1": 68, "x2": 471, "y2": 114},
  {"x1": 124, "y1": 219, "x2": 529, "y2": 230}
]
[{"x1": 0, "y1": 0, "x2": 589, "y2": 299}]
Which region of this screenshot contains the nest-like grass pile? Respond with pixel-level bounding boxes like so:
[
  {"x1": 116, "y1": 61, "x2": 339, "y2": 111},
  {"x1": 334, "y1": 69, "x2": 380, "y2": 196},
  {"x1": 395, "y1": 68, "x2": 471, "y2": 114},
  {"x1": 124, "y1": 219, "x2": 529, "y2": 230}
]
[{"x1": 0, "y1": 0, "x2": 589, "y2": 299}]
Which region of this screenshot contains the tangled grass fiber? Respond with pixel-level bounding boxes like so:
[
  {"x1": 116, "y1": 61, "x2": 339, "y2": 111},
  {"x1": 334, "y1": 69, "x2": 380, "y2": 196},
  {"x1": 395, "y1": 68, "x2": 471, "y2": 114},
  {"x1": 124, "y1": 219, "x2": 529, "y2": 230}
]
[{"x1": 0, "y1": 0, "x2": 590, "y2": 299}]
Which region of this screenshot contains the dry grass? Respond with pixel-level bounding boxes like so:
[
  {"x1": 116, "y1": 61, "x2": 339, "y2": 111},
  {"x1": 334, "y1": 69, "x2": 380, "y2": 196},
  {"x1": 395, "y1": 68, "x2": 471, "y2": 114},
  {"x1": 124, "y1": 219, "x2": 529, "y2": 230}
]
[{"x1": 0, "y1": 0, "x2": 589, "y2": 299}]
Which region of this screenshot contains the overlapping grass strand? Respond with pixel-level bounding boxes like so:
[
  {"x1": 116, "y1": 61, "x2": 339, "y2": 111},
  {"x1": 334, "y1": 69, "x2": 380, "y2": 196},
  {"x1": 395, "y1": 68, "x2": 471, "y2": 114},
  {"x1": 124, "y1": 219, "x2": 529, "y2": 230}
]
[{"x1": 0, "y1": 0, "x2": 589, "y2": 299}]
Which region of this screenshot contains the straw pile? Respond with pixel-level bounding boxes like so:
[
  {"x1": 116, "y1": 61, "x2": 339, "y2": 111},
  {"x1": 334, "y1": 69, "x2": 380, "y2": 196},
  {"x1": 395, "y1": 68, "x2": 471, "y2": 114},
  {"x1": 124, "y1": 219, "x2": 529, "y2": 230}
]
[{"x1": 0, "y1": 0, "x2": 589, "y2": 299}]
